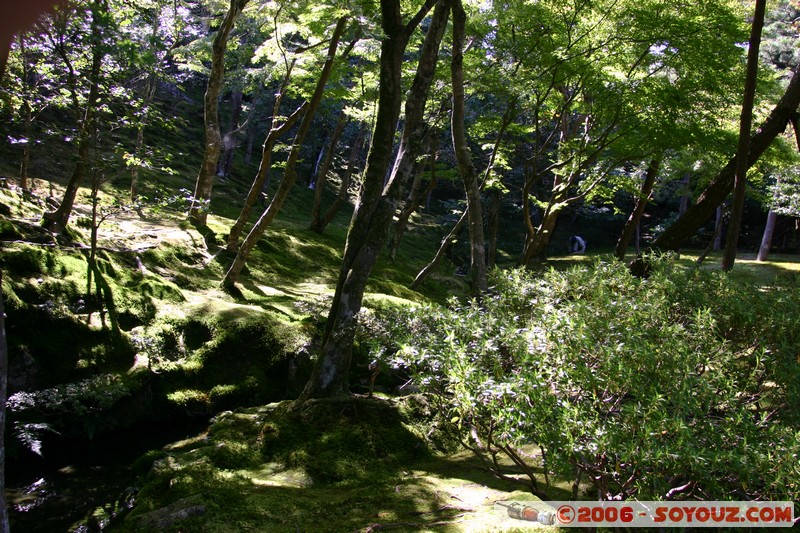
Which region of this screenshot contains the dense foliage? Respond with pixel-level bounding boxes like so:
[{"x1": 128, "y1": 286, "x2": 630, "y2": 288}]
[{"x1": 363, "y1": 257, "x2": 800, "y2": 501}]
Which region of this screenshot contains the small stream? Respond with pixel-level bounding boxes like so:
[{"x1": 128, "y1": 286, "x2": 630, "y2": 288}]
[{"x1": 6, "y1": 419, "x2": 209, "y2": 532}]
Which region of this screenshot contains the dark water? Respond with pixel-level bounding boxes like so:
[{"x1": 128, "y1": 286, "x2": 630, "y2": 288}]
[{"x1": 6, "y1": 419, "x2": 209, "y2": 532}]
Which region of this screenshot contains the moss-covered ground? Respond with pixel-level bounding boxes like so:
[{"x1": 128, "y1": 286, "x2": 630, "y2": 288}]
[
  {"x1": 4, "y1": 168, "x2": 800, "y2": 531},
  {"x1": 115, "y1": 396, "x2": 564, "y2": 532}
]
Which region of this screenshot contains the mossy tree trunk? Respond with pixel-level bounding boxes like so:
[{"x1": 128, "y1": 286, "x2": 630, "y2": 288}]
[
  {"x1": 299, "y1": 0, "x2": 443, "y2": 400},
  {"x1": 0, "y1": 271, "x2": 8, "y2": 533},
  {"x1": 188, "y1": 0, "x2": 248, "y2": 228}
]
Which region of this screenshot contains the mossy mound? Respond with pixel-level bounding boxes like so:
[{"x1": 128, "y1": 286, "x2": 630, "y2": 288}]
[{"x1": 119, "y1": 397, "x2": 443, "y2": 531}]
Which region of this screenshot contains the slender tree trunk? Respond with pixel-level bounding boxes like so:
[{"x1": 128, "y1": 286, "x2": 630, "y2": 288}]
[
  {"x1": 615, "y1": 157, "x2": 660, "y2": 259},
  {"x1": 411, "y1": 208, "x2": 468, "y2": 290},
  {"x1": 757, "y1": 209, "x2": 778, "y2": 261},
  {"x1": 223, "y1": 16, "x2": 349, "y2": 287},
  {"x1": 678, "y1": 172, "x2": 691, "y2": 217},
  {"x1": 299, "y1": 0, "x2": 441, "y2": 401},
  {"x1": 722, "y1": 0, "x2": 766, "y2": 271},
  {"x1": 696, "y1": 205, "x2": 726, "y2": 265},
  {"x1": 20, "y1": 101, "x2": 32, "y2": 190},
  {"x1": 450, "y1": 0, "x2": 486, "y2": 292},
  {"x1": 131, "y1": 71, "x2": 158, "y2": 202},
  {"x1": 487, "y1": 188, "x2": 501, "y2": 268},
  {"x1": 0, "y1": 271, "x2": 8, "y2": 533},
  {"x1": 313, "y1": 125, "x2": 368, "y2": 233},
  {"x1": 414, "y1": 101, "x2": 514, "y2": 283},
  {"x1": 309, "y1": 114, "x2": 349, "y2": 229},
  {"x1": 41, "y1": 0, "x2": 107, "y2": 233},
  {"x1": 225, "y1": 74, "x2": 306, "y2": 252},
  {"x1": 640, "y1": 66, "x2": 800, "y2": 259},
  {"x1": 188, "y1": 0, "x2": 248, "y2": 227},
  {"x1": 520, "y1": 191, "x2": 565, "y2": 264},
  {"x1": 217, "y1": 89, "x2": 244, "y2": 178},
  {"x1": 388, "y1": 156, "x2": 427, "y2": 260}
]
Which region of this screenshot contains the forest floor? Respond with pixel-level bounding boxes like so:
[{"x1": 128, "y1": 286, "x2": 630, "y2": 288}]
[{"x1": 4, "y1": 177, "x2": 800, "y2": 531}]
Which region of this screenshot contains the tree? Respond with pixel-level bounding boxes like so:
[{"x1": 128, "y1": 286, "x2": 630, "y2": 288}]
[
  {"x1": 188, "y1": 0, "x2": 249, "y2": 228},
  {"x1": 0, "y1": 272, "x2": 8, "y2": 533},
  {"x1": 636, "y1": 65, "x2": 800, "y2": 261},
  {"x1": 298, "y1": 0, "x2": 442, "y2": 400},
  {"x1": 722, "y1": 0, "x2": 768, "y2": 271},
  {"x1": 41, "y1": 0, "x2": 110, "y2": 233},
  {"x1": 450, "y1": 0, "x2": 487, "y2": 292},
  {"x1": 222, "y1": 14, "x2": 351, "y2": 287},
  {"x1": 615, "y1": 157, "x2": 661, "y2": 259}
]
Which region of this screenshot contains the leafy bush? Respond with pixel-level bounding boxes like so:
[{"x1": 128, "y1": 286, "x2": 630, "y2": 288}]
[{"x1": 362, "y1": 257, "x2": 800, "y2": 501}]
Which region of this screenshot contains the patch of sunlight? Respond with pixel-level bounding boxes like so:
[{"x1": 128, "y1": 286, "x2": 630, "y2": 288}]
[
  {"x1": 246, "y1": 463, "x2": 313, "y2": 489},
  {"x1": 254, "y1": 284, "x2": 288, "y2": 296},
  {"x1": 293, "y1": 281, "x2": 334, "y2": 296},
  {"x1": 164, "y1": 432, "x2": 209, "y2": 452},
  {"x1": 363, "y1": 292, "x2": 418, "y2": 308}
]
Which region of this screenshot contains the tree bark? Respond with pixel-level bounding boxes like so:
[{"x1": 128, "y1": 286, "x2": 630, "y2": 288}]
[
  {"x1": 0, "y1": 271, "x2": 9, "y2": 533},
  {"x1": 298, "y1": 0, "x2": 441, "y2": 401},
  {"x1": 222, "y1": 16, "x2": 349, "y2": 287},
  {"x1": 309, "y1": 114, "x2": 349, "y2": 230},
  {"x1": 722, "y1": 0, "x2": 766, "y2": 271},
  {"x1": 41, "y1": 0, "x2": 107, "y2": 233},
  {"x1": 451, "y1": 0, "x2": 487, "y2": 292},
  {"x1": 757, "y1": 209, "x2": 777, "y2": 261},
  {"x1": 615, "y1": 157, "x2": 660, "y2": 260},
  {"x1": 640, "y1": 65, "x2": 800, "y2": 257},
  {"x1": 188, "y1": 0, "x2": 248, "y2": 227}
]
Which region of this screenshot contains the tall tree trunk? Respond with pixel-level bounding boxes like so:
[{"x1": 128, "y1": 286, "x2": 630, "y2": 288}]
[
  {"x1": 451, "y1": 0, "x2": 486, "y2": 292},
  {"x1": 313, "y1": 125, "x2": 368, "y2": 233},
  {"x1": 0, "y1": 271, "x2": 8, "y2": 533},
  {"x1": 41, "y1": 0, "x2": 107, "y2": 233},
  {"x1": 188, "y1": 0, "x2": 248, "y2": 227},
  {"x1": 225, "y1": 67, "x2": 305, "y2": 252},
  {"x1": 217, "y1": 89, "x2": 244, "y2": 178},
  {"x1": 615, "y1": 157, "x2": 661, "y2": 259},
  {"x1": 309, "y1": 114, "x2": 349, "y2": 230},
  {"x1": 722, "y1": 0, "x2": 766, "y2": 271},
  {"x1": 520, "y1": 189, "x2": 565, "y2": 264},
  {"x1": 640, "y1": 65, "x2": 800, "y2": 259},
  {"x1": 298, "y1": 0, "x2": 441, "y2": 401},
  {"x1": 678, "y1": 172, "x2": 691, "y2": 217},
  {"x1": 388, "y1": 155, "x2": 428, "y2": 260},
  {"x1": 713, "y1": 206, "x2": 724, "y2": 250},
  {"x1": 413, "y1": 102, "x2": 514, "y2": 284},
  {"x1": 223, "y1": 16, "x2": 349, "y2": 287},
  {"x1": 486, "y1": 188, "x2": 501, "y2": 268},
  {"x1": 411, "y1": 208, "x2": 468, "y2": 290},
  {"x1": 757, "y1": 209, "x2": 778, "y2": 261},
  {"x1": 131, "y1": 71, "x2": 158, "y2": 202}
]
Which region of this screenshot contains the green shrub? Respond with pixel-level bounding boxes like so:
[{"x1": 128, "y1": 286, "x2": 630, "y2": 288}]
[{"x1": 363, "y1": 257, "x2": 800, "y2": 501}]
